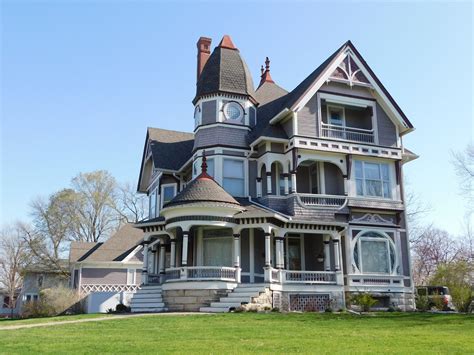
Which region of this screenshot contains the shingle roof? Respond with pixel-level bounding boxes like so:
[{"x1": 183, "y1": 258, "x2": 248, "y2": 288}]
[
  {"x1": 164, "y1": 173, "x2": 241, "y2": 208},
  {"x1": 148, "y1": 128, "x2": 194, "y2": 171},
  {"x1": 194, "y1": 37, "x2": 256, "y2": 103},
  {"x1": 70, "y1": 224, "x2": 144, "y2": 263}
]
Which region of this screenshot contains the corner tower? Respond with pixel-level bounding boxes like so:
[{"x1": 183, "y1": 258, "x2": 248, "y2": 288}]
[{"x1": 191, "y1": 35, "x2": 257, "y2": 196}]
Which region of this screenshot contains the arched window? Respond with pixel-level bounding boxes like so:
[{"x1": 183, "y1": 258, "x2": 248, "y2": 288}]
[{"x1": 353, "y1": 231, "x2": 396, "y2": 274}]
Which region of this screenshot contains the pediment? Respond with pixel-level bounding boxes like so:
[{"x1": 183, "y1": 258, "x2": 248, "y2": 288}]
[{"x1": 329, "y1": 54, "x2": 370, "y2": 86}]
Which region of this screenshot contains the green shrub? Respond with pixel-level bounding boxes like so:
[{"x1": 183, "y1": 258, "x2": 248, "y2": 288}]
[
  {"x1": 415, "y1": 295, "x2": 430, "y2": 311},
  {"x1": 351, "y1": 293, "x2": 378, "y2": 312},
  {"x1": 115, "y1": 303, "x2": 131, "y2": 313},
  {"x1": 21, "y1": 286, "x2": 82, "y2": 318}
]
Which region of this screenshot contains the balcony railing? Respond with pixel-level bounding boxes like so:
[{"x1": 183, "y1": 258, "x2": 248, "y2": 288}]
[
  {"x1": 346, "y1": 275, "x2": 405, "y2": 287},
  {"x1": 283, "y1": 270, "x2": 337, "y2": 284},
  {"x1": 164, "y1": 266, "x2": 238, "y2": 282},
  {"x1": 321, "y1": 123, "x2": 374, "y2": 144},
  {"x1": 297, "y1": 194, "x2": 347, "y2": 208}
]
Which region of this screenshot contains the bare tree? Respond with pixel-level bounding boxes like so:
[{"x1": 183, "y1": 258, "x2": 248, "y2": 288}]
[
  {"x1": 115, "y1": 182, "x2": 148, "y2": 224},
  {"x1": 411, "y1": 226, "x2": 465, "y2": 285},
  {"x1": 69, "y1": 170, "x2": 118, "y2": 242},
  {"x1": 0, "y1": 225, "x2": 29, "y2": 317},
  {"x1": 404, "y1": 178, "x2": 431, "y2": 244},
  {"x1": 452, "y1": 143, "x2": 474, "y2": 212}
]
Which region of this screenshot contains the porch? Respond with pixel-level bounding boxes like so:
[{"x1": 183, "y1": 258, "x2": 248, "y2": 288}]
[{"x1": 144, "y1": 227, "x2": 344, "y2": 287}]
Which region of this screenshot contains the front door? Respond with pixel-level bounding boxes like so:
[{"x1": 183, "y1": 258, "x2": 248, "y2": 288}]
[{"x1": 286, "y1": 236, "x2": 302, "y2": 270}]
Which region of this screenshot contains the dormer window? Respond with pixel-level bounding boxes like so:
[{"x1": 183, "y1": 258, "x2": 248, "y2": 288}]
[
  {"x1": 161, "y1": 184, "x2": 177, "y2": 208},
  {"x1": 223, "y1": 101, "x2": 243, "y2": 121}
]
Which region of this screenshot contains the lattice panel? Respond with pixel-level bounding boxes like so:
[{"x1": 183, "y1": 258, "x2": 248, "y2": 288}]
[
  {"x1": 80, "y1": 284, "x2": 140, "y2": 294},
  {"x1": 289, "y1": 294, "x2": 330, "y2": 312}
]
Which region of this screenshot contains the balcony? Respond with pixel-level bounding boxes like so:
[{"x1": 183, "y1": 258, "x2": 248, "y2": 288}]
[
  {"x1": 297, "y1": 193, "x2": 347, "y2": 208},
  {"x1": 321, "y1": 123, "x2": 374, "y2": 144}
]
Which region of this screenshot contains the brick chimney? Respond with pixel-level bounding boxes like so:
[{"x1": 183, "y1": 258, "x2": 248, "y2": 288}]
[{"x1": 197, "y1": 37, "x2": 212, "y2": 81}]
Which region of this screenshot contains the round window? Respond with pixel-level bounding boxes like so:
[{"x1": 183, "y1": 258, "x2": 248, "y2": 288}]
[{"x1": 223, "y1": 102, "x2": 243, "y2": 121}]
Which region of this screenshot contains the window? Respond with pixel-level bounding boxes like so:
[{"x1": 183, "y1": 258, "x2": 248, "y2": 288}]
[
  {"x1": 223, "y1": 101, "x2": 244, "y2": 121},
  {"x1": 194, "y1": 105, "x2": 201, "y2": 127},
  {"x1": 223, "y1": 159, "x2": 245, "y2": 196},
  {"x1": 161, "y1": 184, "x2": 177, "y2": 208},
  {"x1": 193, "y1": 157, "x2": 214, "y2": 178},
  {"x1": 24, "y1": 294, "x2": 39, "y2": 303},
  {"x1": 355, "y1": 161, "x2": 391, "y2": 198},
  {"x1": 127, "y1": 269, "x2": 136, "y2": 285},
  {"x1": 328, "y1": 105, "x2": 345, "y2": 126},
  {"x1": 353, "y1": 231, "x2": 396, "y2": 274},
  {"x1": 149, "y1": 188, "x2": 158, "y2": 218},
  {"x1": 203, "y1": 229, "x2": 233, "y2": 266}
]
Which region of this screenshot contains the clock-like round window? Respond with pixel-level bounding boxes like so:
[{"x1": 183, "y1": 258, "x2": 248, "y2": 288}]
[{"x1": 223, "y1": 102, "x2": 243, "y2": 121}]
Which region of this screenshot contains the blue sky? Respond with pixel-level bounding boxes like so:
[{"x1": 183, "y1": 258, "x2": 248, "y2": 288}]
[{"x1": 1, "y1": 1, "x2": 473, "y2": 235}]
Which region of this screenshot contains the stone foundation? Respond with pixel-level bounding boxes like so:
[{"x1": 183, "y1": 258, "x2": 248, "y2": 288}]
[
  {"x1": 347, "y1": 291, "x2": 415, "y2": 311},
  {"x1": 163, "y1": 289, "x2": 230, "y2": 312}
]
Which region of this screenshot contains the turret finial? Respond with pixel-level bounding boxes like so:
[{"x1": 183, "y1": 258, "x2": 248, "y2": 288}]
[
  {"x1": 201, "y1": 150, "x2": 208, "y2": 174},
  {"x1": 265, "y1": 57, "x2": 270, "y2": 71}
]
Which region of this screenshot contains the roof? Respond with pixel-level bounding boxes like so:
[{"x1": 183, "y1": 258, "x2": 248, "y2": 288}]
[
  {"x1": 70, "y1": 224, "x2": 144, "y2": 263},
  {"x1": 194, "y1": 35, "x2": 256, "y2": 104},
  {"x1": 164, "y1": 157, "x2": 241, "y2": 208},
  {"x1": 148, "y1": 128, "x2": 194, "y2": 171}
]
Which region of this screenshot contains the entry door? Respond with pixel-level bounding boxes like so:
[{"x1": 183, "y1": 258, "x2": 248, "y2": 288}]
[{"x1": 286, "y1": 237, "x2": 302, "y2": 270}]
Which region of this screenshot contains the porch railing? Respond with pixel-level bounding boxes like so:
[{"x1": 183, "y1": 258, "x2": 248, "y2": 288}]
[
  {"x1": 283, "y1": 270, "x2": 337, "y2": 284},
  {"x1": 147, "y1": 274, "x2": 161, "y2": 284},
  {"x1": 321, "y1": 123, "x2": 374, "y2": 144},
  {"x1": 164, "y1": 266, "x2": 238, "y2": 282},
  {"x1": 297, "y1": 194, "x2": 347, "y2": 208}
]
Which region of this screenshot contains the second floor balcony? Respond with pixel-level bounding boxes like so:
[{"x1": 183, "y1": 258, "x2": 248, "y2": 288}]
[{"x1": 321, "y1": 122, "x2": 374, "y2": 144}]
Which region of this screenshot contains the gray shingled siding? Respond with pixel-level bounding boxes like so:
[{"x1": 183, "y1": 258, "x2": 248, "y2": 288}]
[
  {"x1": 319, "y1": 82, "x2": 374, "y2": 99},
  {"x1": 222, "y1": 150, "x2": 246, "y2": 157},
  {"x1": 194, "y1": 126, "x2": 249, "y2": 150},
  {"x1": 376, "y1": 103, "x2": 397, "y2": 147},
  {"x1": 297, "y1": 95, "x2": 318, "y2": 137},
  {"x1": 324, "y1": 162, "x2": 344, "y2": 195},
  {"x1": 296, "y1": 166, "x2": 310, "y2": 192},
  {"x1": 271, "y1": 143, "x2": 284, "y2": 153},
  {"x1": 202, "y1": 100, "x2": 217, "y2": 125},
  {"x1": 81, "y1": 268, "x2": 127, "y2": 284},
  {"x1": 249, "y1": 107, "x2": 256, "y2": 127},
  {"x1": 282, "y1": 118, "x2": 293, "y2": 137},
  {"x1": 248, "y1": 160, "x2": 257, "y2": 197},
  {"x1": 400, "y1": 232, "x2": 410, "y2": 278}
]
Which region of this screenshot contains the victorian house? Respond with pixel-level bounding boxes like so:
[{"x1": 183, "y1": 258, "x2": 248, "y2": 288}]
[{"x1": 131, "y1": 35, "x2": 417, "y2": 313}]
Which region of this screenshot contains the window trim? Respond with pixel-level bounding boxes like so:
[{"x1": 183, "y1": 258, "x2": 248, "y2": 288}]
[
  {"x1": 149, "y1": 187, "x2": 158, "y2": 219},
  {"x1": 327, "y1": 104, "x2": 346, "y2": 127}
]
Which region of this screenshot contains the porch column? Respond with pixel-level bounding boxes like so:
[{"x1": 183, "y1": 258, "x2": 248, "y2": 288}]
[
  {"x1": 283, "y1": 174, "x2": 289, "y2": 195},
  {"x1": 181, "y1": 231, "x2": 189, "y2": 266},
  {"x1": 233, "y1": 233, "x2": 241, "y2": 283},
  {"x1": 159, "y1": 244, "x2": 166, "y2": 274},
  {"x1": 256, "y1": 177, "x2": 262, "y2": 198},
  {"x1": 323, "y1": 235, "x2": 331, "y2": 271},
  {"x1": 151, "y1": 248, "x2": 157, "y2": 274},
  {"x1": 290, "y1": 170, "x2": 297, "y2": 193},
  {"x1": 275, "y1": 237, "x2": 284, "y2": 268},
  {"x1": 142, "y1": 241, "x2": 150, "y2": 285},
  {"x1": 264, "y1": 232, "x2": 272, "y2": 282},
  {"x1": 333, "y1": 238, "x2": 341, "y2": 272},
  {"x1": 170, "y1": 239, "x2": 176, "y2": 268},
  {"x1": 266, "y1": 171, "x2": 272, "y2": 194}
]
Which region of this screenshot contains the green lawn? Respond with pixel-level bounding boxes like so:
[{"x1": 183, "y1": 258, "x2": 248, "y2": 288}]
[{"x1": 0, "y1": 313, "x2": 472, "y2": 354}]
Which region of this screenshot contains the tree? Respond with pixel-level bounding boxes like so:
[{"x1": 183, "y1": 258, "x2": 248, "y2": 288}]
[
  {"x1": 0, "y1": 225, "x2": 29, "y2": 317},
  {"x1": 115, "y1": 182, "x2": 148, "y2": 224},
  {"x1": 69, "y1": 170, "x2": 118, "y2": 242},
  {"x1": 411, "y1": 226, "x2": 465, "y2": 285},
  {"x1": 452, "y1": 143, "x2": 474, "y2": 213}
]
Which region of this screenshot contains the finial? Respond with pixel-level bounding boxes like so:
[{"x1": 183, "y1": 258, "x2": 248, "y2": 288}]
[
  {"x1": 261, "y1": 65, "x2": 265, "y2": 76},
  {"x1": 265, "y1": 57, "x2": 270, "y2": 71},
  {"x1": 201, "y1": 150, "x2": 208, "y2": 174}
]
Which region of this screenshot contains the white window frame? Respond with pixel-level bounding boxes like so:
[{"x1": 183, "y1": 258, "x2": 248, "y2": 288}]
[
  {"x1": 160, "y1": 183, "x2": 177, "y2": 209},
  {"x1": 353, "y1": 230, "x2": 397, "y2": 275},
  {"x1": 126, "y1": 269, "x2": 136, "y2": 285},
  {"x1": 149, "y1": 187, "x2": 158, "y2": 219},
  {"x1": 355, "y1": 160, "x2": 392, "y2": 199},
  {"x1": 23, "y1": 293, "x2": 39, "y2": 302},
  {"x1": 327, "y1": 104, "x2": 346, "y2": 127},
  {"x1": 222, "y1": 158, "x2": 246, "y2": 197}
]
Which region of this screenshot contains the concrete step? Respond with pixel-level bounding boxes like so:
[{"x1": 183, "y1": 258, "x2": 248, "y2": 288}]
[
  {"x1": 132, "y1": 293, "x2": 163, "y2": 300},
  {"x1": 232, "y1": 287, "x2": 265, "y2": 293},
  {"x1": 219, "y1": 296, "x2": 251, "y2": 303},
  {"x1": 136, "y1": 288, "x2": 162, "y2": 294},
  {"x1": 199, "y1": 306, "x2": 229, "y2": 313},
  {"x1": 210, "y1": 301, "x2": 243, "y2": 308},
  {"x1": 130, "y1": 302, "x2": 165, "y2": 308},
  {"x1": 131, "y1": 298, "x2": 163, "y2": 304},
  {"x1": 225, "y1": 292, "x2": 260, "y2": 298}
]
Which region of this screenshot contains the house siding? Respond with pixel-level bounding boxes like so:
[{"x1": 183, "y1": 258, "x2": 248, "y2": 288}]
[
  {"x1": 194, "y1": 126, "x2": 248, "y2": 150},
  {"x1": 248, "y1": 160, "x2": 257, "y2": 197},
  {"x1": 282, "y1": 118, "x2": 293, "y2": 137},
  {"x1": 319, "y1": 82, "x2": 374, "y2": 99},
  {"x1": 201, "y1": 100, "x2": 217, "y2": 125},
  {"x1": 376, "y1": 103, "x2": 397, "y2": 147},
  {"x1": 249, "y1": 107, "x2": 256, "y2": 127},
  {"x1": 297, "y1": 95, "x2": 318, "y2": 137},
  {"x1": 81, "y1": 268, "x2": 127, "y2": 284}
]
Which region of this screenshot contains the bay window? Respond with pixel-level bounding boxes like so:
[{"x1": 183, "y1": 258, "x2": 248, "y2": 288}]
[
  {"x1": 223, "y1": 159, "x2": 245, "y2": 196},
  {"x1": 353, "y1": 231, "x2": 396, "y2": 274},
  {"x1": 355, "y1": 160, "x2": 391, "y2": 198}
]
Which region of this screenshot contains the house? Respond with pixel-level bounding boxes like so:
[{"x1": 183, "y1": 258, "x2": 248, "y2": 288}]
[
  {"x1": 69, "y1": 223, "x2": 144, "y2": 313},
  {"x1": 0, "y1": 288, "x2": 21, "y2": 318},
  {"x1": 131, "y1": 35, "x2": 417, "y2": 313},
  {"x1": 18, "y1": 263, "x2": 70, "y2": 312}
]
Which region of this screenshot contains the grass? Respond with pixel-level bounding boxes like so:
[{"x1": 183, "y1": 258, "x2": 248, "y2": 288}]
[{"x1": 0, "y1": 312, "x2": 473, "y2": 354}]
